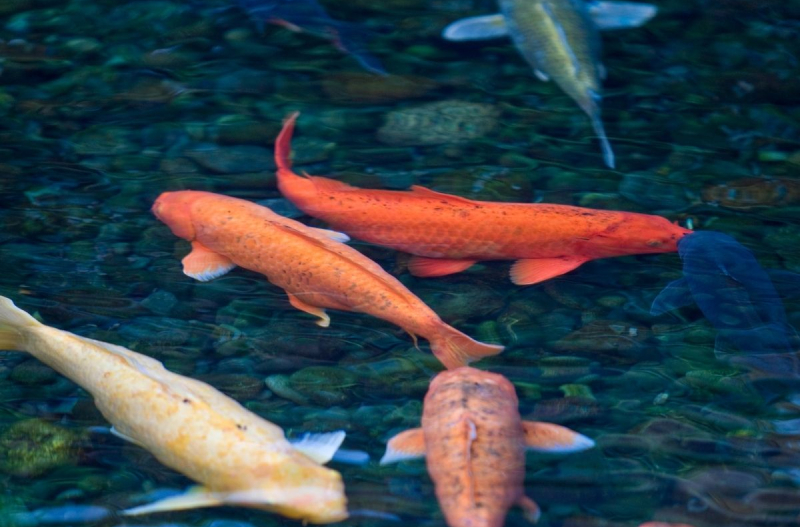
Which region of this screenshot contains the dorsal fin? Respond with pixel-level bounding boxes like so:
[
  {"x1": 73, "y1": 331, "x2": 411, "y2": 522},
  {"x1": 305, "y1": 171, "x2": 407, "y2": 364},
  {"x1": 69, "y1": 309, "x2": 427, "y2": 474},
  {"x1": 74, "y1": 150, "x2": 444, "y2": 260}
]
[
  {"x1": 408, "y1": 185, "x2": 480, "y2": 206},
  {"x1": 266, "y1": 219, "x2": 416, "y2": 304}
]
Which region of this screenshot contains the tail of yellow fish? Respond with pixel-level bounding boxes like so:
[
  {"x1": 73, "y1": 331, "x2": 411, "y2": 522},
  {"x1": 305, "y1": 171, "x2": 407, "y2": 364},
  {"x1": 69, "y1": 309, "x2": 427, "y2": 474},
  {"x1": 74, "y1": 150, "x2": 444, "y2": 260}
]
[
  {"x1": 429, "y1": 325, "x2": 504, "y2": 369},
  {"x1": 0, "y1": 295, "x2": 40, "y2": 351}
]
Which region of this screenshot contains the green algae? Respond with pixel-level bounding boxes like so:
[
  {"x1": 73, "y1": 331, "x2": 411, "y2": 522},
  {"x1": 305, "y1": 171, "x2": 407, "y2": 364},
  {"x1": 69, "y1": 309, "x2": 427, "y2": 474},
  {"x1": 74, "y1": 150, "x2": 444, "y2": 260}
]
[{"x1": 0, "y1": 419, "x2": 84, "y2": 478}]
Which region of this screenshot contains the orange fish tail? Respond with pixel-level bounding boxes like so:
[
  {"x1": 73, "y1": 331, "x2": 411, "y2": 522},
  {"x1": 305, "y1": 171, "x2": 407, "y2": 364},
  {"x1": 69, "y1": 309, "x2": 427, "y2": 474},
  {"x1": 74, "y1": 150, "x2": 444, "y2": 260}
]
[
  {"x1": 429, "y1": 325, "x2": 504, "y2": 369},
  {"x1": 275, "y1": 112, "x2": 318, "y2": 203},
  {"x1": 276, "y1": 111, "x2": 299, "y2": 173}
]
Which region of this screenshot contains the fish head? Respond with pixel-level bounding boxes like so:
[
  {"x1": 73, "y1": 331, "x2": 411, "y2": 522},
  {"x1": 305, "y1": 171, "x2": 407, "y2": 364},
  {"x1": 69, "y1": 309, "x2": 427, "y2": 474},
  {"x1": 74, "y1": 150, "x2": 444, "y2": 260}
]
[
  {"x1": 586, "y1": 213, "x2": 692, "y2": 257},
  {"x1": 152, "y1": 191, "x2": 205, "y2": 240},
  {"x1": 234, "y1": 462, "x2": 348, "y2": 524},
  {"x1": 428, "y1": 366, "x2": 519, "y2": 404}
]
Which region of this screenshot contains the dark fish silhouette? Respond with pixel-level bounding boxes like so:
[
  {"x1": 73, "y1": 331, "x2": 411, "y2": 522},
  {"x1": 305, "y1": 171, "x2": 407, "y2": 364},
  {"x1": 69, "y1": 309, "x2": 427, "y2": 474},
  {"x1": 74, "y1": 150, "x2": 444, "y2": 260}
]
[
  {"x1": 237, "y1": 0, "x2": 386, "y2": 75},
  {"x1": 651, "y1": 231, "x2": 800, "y2": 376}
]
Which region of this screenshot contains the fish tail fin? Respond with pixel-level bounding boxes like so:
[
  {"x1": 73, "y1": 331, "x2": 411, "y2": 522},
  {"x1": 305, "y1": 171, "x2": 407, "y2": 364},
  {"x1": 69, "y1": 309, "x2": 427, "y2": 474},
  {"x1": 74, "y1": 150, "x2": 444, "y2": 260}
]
[
  {"x1": 275, "y1": 111, "x2": 300, "y2": 173},
  {"x1": 581, "y1": 98, "x2": 615, "y2": 169},
  {"x1": 0, "y1": 296, "x2": 40, "y2": 351},
  {"x1": 274, "y1": 112, "x2": 319, "y2": 201},
  {"x1": 589, "y1": 109, "x2": 615, "y2": 169},
  {"x1": 429, "y1": 325, "x2": 504, "y2": 369}
]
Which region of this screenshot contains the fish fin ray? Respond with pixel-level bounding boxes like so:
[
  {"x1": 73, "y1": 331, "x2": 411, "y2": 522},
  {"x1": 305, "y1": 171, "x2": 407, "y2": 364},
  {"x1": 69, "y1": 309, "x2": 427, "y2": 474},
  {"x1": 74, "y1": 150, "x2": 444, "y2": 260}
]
[
  {"x1": 291, "y1": 430, "x2": 346, "y2": 464},
  {"x1": 442, "y1": 14, "x2": 509, "y2": 41},
  {"x1": 408, "y1": 185, "x2": 480, "y2": 206},
  {"x1": 380, "y1": 428, "x2": 425, "y2": 464},
  {"x1": 588, "y1": 1, "x2": 658, "y2": 30},
  {"x1": 650, "y1": 278, "x2": 693, "y2": 315},
  {"x1": 123, "y1": 487, "x2": 223, "y2": 516},
  {"x1": 517, "y1": 495, "x2": 542, "y2": 523},
  {"x1": 309, "y1": 227, "x2": 350, "y2": 243},
  {"x1": 429, "y1": 326, "x2": 504, "y2": 369},
  {"x1": 522, "y1": 421, "x2": 595, "y2": 453},
  {"x1": 510, "y1": 257, "x2": 587, "y2": 285},
  {"x1": 287, "y1": 293, "x2": 330, "y2": 327},
  {"x1": 110, "y1": 426, "x2": 145, "y2": 448},
  {"x1": 408, "y1": 256, "x2": 477, "y2": 278},
  {"x1": 182, "y1": 242, "x2": 236, "y2": 282}
]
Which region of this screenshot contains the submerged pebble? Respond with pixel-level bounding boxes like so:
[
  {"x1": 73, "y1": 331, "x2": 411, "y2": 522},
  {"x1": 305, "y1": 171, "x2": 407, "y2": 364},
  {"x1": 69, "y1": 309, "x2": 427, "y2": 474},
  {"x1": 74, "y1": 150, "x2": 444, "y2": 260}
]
[{"x1": 377, "y1": 100, "x2": 500, "y2": 146}]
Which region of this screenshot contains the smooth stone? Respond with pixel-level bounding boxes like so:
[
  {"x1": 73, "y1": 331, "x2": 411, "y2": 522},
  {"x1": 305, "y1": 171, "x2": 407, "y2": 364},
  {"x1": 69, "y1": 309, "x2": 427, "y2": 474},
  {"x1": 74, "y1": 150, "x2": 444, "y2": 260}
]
[
  {"x1": 139, "y1": 290, "x2": 179, "y2": 316},
  {"x1": 10, "y1": 359, "x2": 58, "y2": 385},
  {"x1": 183, "y1": 144, "x2": 275, "y2": 174}
]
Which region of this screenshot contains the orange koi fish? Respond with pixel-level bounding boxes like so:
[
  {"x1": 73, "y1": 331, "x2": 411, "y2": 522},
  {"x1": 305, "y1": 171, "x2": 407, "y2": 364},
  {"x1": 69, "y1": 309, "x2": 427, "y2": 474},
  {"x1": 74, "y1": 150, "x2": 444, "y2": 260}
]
[
  {"x1": 152, "y1": 191, "x2": 503, "y2": 369},
  {"x1": 276, "y1": 113, "x2": 692, "y2": 285},
  {"x1": 380, "y1": 367, "x2": 595, "y2": 527}
]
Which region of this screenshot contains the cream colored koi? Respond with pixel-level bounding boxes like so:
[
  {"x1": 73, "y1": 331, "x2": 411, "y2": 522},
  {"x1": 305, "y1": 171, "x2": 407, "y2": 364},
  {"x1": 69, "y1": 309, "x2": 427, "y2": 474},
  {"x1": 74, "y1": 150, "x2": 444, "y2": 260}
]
[{"x1": 0, "y1": 296, "x2": 347, "y2": 523}]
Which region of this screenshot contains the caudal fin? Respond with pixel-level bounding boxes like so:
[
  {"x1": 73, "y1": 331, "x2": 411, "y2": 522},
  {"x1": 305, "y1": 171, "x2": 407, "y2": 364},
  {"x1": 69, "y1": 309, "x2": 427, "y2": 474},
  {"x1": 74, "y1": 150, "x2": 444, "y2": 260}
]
[
  {"x1": 429, "y1": 325, "x2": 504, "y2": 369},
  {"x1": 590, "y1": 111, "x2": 615, "y2": 169},
  {"x1": 0, "y1": 295, "x2": 40, "y2": 351},
  {"x1": 275, "y1": 111, "x2": 300, "y2": 173}
]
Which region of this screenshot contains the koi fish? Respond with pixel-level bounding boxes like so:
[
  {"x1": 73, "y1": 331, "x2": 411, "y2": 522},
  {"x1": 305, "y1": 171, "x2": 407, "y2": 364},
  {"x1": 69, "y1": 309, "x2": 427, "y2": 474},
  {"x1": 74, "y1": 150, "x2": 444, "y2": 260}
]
[
  {"x1": 0, "y1": 296, "x2": 347, "y2": 523},
  {"x1": 380, "y1": 367, "x2": 595, "y2": 527},
  {"x1": 651, "y1": 231, "x2": 800, "y2": 375},
  {"x1": 443, "y1": 0, "x2": 659, "y2": 168},
  {"x1": 276, "y1": 113, "x2": 691, "y2": 286},
  {"x1": 237, "y1": 0, "x2": 386, "y2": 75},
  {"x1": 153, "y1": 191, "x2": 503, "y2": 369}
]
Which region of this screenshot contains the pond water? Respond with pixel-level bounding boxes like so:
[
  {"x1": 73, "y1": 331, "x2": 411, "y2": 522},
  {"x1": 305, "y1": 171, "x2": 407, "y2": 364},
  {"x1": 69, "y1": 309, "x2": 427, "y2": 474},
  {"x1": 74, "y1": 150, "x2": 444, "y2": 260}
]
[{"x1": 0, "y1": 0, "x2": 799, "y2": 526}]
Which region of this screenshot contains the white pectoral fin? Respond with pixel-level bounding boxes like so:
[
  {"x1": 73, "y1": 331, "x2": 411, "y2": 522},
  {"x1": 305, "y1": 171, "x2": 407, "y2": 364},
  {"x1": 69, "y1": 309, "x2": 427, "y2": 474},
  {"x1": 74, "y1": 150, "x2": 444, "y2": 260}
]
[
  {"x1": 380, "y1": 428, "x2": 426, "y2": 465},
  {"x1": 442, "y1": 14, "x2": 509, "y2": 41},
  {"x1": 309, "y1": 227, "x2": 350, "y2": 243},
  {"x1": 110, "y1": 426, "x2": 145, "y2": 448},
  {"x1": 122, "y1": 487, "x2": 224, "y2": 516},
  {"x1": 522, "y1": 422, "x2": 595, "y2": 453},
  {"x1": 588, "y1": 1, "x2": 658, "y2": 30},
  {"x1": 182, "y1": 241, "x2": 236, "y2": 282},
  {"x1": 291, "y1": 430, "x2": 346, "y2": 464}
]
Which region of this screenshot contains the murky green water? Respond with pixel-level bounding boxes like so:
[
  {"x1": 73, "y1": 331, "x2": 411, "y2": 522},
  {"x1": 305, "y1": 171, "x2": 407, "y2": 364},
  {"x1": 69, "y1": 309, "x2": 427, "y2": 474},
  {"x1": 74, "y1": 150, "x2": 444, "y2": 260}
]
[{"x1": 0, "y1": 0, "x2": 799, "y2": 526}]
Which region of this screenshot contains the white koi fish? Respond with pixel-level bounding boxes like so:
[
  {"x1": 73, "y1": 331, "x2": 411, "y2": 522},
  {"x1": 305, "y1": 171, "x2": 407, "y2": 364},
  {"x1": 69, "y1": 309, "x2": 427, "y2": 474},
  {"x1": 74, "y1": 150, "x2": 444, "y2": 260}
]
[{"x1": 0, "y1": 295, "x2": 348, "y2": 524}]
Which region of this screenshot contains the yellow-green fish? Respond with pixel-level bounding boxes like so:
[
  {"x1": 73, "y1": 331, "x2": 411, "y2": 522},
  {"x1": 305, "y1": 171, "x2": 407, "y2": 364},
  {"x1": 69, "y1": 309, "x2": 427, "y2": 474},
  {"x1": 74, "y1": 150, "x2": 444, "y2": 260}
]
[
  {"x1": 444, "y1": 0, "x2": 658, "y2": 169},
  {"x1": 0, "y1": 295, "x2": 348, "y2": 523}
]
